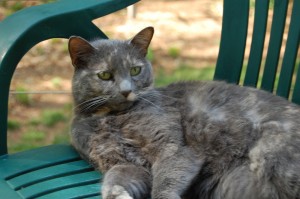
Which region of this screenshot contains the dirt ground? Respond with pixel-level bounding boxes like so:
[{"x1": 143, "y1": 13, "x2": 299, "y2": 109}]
[{"x1": 3, "y1": 0, "x2": 224, "y2": 151}]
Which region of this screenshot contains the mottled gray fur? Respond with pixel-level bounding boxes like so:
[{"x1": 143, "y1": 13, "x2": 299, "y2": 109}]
[{"x1": 68, "y1": 27, "x2": 300, "y2": 199}]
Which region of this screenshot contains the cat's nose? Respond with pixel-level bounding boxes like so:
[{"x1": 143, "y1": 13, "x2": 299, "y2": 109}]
[
  {"x1": 120, "y1": 80, "x2": 132, "y2": 98},
  {"x1": 120, "y1": 90, "x2": 131, "y2": 98}
]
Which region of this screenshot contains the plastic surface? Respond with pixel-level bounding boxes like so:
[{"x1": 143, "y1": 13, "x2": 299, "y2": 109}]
[
  {"x1": 214, "y1": 0, "x2": 299, "y2": 105},
  {"x1": 214, "y1": 0, "x2": 249, "y2": 84},
  {"x1": 260, "y1": 0, "x2": 288, "y2": 92},
  {"x1": 0, "y1": 144, "x2": 102, "y2": 198},
  {"x1": 244, "y1": 0, "x2": 269, "y2": 87}
]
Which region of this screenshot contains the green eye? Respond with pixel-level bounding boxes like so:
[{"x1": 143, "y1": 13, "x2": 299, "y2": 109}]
[
  {"x1": 130, "y1": 66, "x2": 141, "y2": 76},
  {"x1": 97, "y1": 71, "x2": 113, "y2": 80}
]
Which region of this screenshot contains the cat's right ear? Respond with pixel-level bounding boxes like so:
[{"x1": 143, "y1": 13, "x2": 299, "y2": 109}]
[
  {"x1": 68, "y1": 36, "x2": 95, "y2": 68},
  {"x1": 130, "y1": 27, "x2": 154, "y2": 57}
]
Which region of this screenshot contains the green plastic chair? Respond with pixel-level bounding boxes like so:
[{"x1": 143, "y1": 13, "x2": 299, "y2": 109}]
[
  {"x1": 0, "y1": 0, "x2": 299, "y2": 198},
  {"x1": 0, "y1": 0, "x2": 139, "y2": 198},
  {"x1": 214, "y1": 0, "x2": 300, "y2": 104}
]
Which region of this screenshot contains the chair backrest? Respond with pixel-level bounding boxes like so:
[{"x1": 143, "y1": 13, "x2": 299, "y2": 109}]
[
  {"x1": 214, "y1": 0, "x2": 300, "y2": 104},
  {"x1": 0, "y1": 0, "x2": 139, "y2": 156}
]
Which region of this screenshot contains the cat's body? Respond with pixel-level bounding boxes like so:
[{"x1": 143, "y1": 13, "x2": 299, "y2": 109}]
[{"x1": 69, "y1": 27, "x2": 300, "y2": 199}]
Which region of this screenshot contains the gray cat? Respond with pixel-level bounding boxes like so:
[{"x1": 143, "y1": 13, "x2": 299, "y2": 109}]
[{"x1": 68, "y1": 27, "x2": 300, "y2": 199}]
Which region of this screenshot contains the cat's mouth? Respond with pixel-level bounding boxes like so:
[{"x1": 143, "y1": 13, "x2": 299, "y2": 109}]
[
  {"x1": 126, "y1": 92, "x2": 137, "y2": 102},
  {"x1": 106, "y1": 92, "x2": 137, "y2": 110}
]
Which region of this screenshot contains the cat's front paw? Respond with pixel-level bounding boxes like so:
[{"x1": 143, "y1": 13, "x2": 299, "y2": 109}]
[{"x1": 102, "y1": 185, "x2": 133, "y2": 199}]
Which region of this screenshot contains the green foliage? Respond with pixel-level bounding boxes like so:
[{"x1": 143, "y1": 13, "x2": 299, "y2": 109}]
[
  {"x1": 29, "y1": 105, "x2": 72, "y2": 128},
  {"x1": 42, "y1": 109, "x2": 67, "y2": 127},
  {"x1": 15, "y1": 87, "x2": 31, "y2": 106},
  {"x1": 155, "y1": 64, "x2": 214, "y2": 86},
  {"x1": 22, "y1": 130, "x2": 46, "y2": 142},
  {"x1": 9, "y1": 143, "x2": 42, "y2": 154},
  {"x1": 28, "y1": 118, "x2": 41, "y2": 126},
  {"x1": 41, "y1": 0, "x2": 56, "y2": 3},
  {"x1": 250, "y1": 0, "x2": 275, "y2": 9},
  {"x1": 1, "y1": 0, "x2": 57, "y2": 16},
  {"x1": 269, "y1": 0, "x2": 275, "y2": 9},
  {"x1": 7, "y1": 2, "x2": 26, "y2": 13},
  {"x1": 51, "y1": 77, "x2": 62, "y2": 88},
  {"x1": 53, "y1": 130, "x2": 70, "y2": 144},
  {"x1": 168, "y1": 46, "x2": 181, "y2": 58},
  {"x1": 7, "y1": 120, "x2": 21, "y2": 131},
  {"x1": 35, "y1": 46, "x2": 45, "y2": 55},
  {"x1": 9, "y1": 130, "x2": 47, "y2": 152},
  {"x1": 147, "y1": 47, "x2": 155, "y2": 62},
  {"x1": 9, "y1": 106, "x2": 72, "y2": 153},
  {"x1": 62, "y1": 41, "x2": 69, "y2": 53},
  {"x1": 295, "y1": 59, "x2": 300, "y2": 72}
]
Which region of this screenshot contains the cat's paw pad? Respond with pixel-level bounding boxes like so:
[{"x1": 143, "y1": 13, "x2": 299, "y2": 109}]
[{"x1": 102, "y1": 185, "x2": 133, "y2": 199}]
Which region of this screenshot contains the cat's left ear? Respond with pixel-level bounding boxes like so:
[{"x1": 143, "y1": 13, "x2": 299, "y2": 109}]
[{"x1": 130, "y1": 27, "x2": 154, "y2": 57}]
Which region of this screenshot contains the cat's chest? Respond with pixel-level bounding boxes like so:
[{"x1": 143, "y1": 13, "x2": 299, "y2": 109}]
[{"x1": 95, "y1": 109, "x2": 183, "y2": 153}]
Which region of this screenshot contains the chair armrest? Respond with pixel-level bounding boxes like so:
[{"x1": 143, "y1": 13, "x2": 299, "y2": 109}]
[{"x1": 0, "y1": 0, "x2": 140, "y2": 155}]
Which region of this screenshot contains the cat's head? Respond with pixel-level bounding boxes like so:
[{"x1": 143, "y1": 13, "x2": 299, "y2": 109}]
[{"x1": 68, "y1": 27, "x2": 154, "y2": 115}]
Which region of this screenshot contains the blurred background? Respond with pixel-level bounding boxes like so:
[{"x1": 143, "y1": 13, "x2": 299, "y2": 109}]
[{"x1": 1, "y1": 0, "x2": 293, "y2": 153}]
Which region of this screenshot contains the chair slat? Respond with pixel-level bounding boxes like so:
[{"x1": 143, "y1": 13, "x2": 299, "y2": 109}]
[
  {"x1": 244, "y1": 0, "x2": 269, "y2": 87},
  {"x1": 37, "y1": 183, "x2": 100, "y2": 199},
  {"x1": 0, "y1": 145, "x2": 80, "y2": 180},
  {"x1": 18, "y1": 171, "x2": 101, "y2": 199},
  {"x1": 261, "y1": 0, "x2": 288, "y2": 92},
  {"x1": 7, "y1": 160, "x2": 92, "y2": 190},
  {"x1": 276, "y1": 0, "x2": 300, "y2": 99},
  {"x1": 214, "y1": 0, "x2": 249, "y2": 84}
]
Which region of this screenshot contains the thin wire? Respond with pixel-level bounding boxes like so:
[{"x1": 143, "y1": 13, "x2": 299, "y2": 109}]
[{"x1": 9, "y1": 90, "x2": 72, "y2": 94}]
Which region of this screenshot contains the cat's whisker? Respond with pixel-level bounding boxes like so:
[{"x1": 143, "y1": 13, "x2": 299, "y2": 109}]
[
  {"x1": 75, "y1": 96, "x2": 110, "y2": 112},
  {"x1": 138, "y1": 96, "x2": 163, "y2": 111},
  {"x1": 75, "y1": 96, "x2": 103, "y2": 109},
  {"x1": 80, "y1": 99, "x2": 107, "y2": 112},
  {"x1": 138, "y1": 90, "x2": 177, "y2": 101},
  {"x1": 149, "y1": 92, "x2": 177, "y2": 100}
]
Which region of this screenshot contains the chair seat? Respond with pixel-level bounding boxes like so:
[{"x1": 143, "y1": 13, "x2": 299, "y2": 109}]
[{"x1": 0, "y1": 144, "x2": 102, "y2": 199}]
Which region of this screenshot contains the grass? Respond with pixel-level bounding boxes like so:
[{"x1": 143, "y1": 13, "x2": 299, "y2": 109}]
[
  {"x1": 8, "y1": 130, "x2": 46, "y2": 153},
  {"x1": 52, "y1": 127, "x2": 70, "y2": 145},
  {"x1": 7, "y1": 120, "x2": 21, "y2": 131},
  {"x1": 51, "y1": 77, "x2": 63, "y2": 88},
  {"x1": 155, "y1": 64, "x2": 215, "y2": 86},
  {"x1": 28, "y1": 109, "x2": 67, "y2": 127},
  {"x1": 168, "y1": 46, "x2": 180, "y2": 58},
  {"x1": 42, "y1": 110, "x2": 66, "y2": 126},
  {"x1": 15, "y1": 87, "x2": 31, "y2": 106},
  {"x1": 249, "y1": 0, "x2": 275, "y2": 9},
  {"x1": 1, "y1": 0, "x2": 57, "y2": 16},
  {"x1": 8, "y1": 104, "x2": 73, "y2": 153},
  {"x1": 147, "y1": 47, "x2": 155, "y2": 62},
  {"x1": 22, "y1": 130, "x2": 46, "y2": 142},
  {"x1": 167, "y1": 46, "x2": 181, "y2": 58}
]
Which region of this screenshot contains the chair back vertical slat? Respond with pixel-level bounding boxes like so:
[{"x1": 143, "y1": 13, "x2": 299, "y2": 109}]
[
  {"x1": 214, "y1": 0, "x2": 249, "y2": 84},
  {"x1": 260, "y1": 0, "x2": 288, "y2": 92},
  {"x1": 292, "y1": 62, "x2": 300, "y2": 104},
  {"x1": 276, "y1": 0, "x2": 300, "y2": 99},
  {"x1": 243, "y1": 0, "x2": 269, "y2": 87}
]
